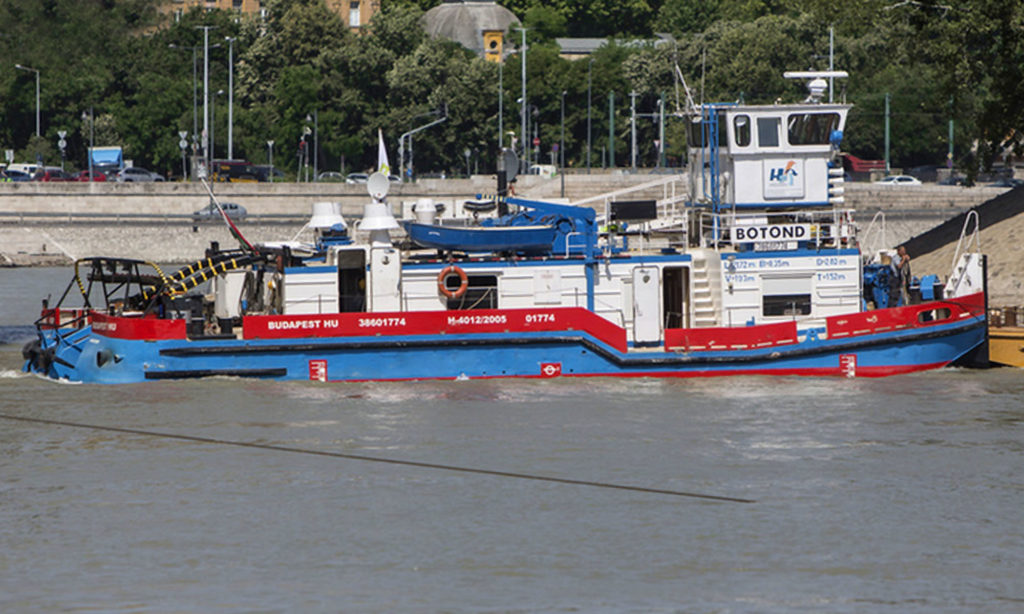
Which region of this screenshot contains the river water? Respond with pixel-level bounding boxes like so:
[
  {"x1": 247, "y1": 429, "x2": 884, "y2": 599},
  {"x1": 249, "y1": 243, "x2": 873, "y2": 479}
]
[{"x1": 1, "y1": 267, "x2": 1022, "y2": 613}]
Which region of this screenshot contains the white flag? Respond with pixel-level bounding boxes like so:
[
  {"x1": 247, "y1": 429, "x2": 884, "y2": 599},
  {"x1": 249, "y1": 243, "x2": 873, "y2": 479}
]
[{"x1": 377, "y1": 128, "x2": 391, "y2": 176}]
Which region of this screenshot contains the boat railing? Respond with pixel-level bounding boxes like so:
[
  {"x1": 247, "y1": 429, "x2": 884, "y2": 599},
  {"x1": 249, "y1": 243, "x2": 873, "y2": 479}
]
[
  {"x1": 569, "y1": 174, "x2": 685, "y2": 209},
  {"x1": 37, "y1": 307, "x2": 91, "y2": 330},
  {"x1": 949, "y1": 209, "x2": 982, "y2": 277},
  {"x1": 695, "y1": 208, "x2": 856, "y2": 249},
  {"x1": 859, "y1": 211, "x2": 888, "y2": 259},
  {"x1": 571, "y1": 174, "x2": 688, "y2": 229}
]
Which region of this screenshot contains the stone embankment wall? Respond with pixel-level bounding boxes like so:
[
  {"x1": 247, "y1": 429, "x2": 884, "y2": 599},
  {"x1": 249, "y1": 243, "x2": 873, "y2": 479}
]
[{"x1": 2, "y1": 175, "x2": 1018, "y2": 300}]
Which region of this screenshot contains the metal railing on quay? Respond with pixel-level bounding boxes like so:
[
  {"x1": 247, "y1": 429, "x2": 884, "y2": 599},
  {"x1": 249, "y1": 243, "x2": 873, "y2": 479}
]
[{"x1": 0, "y1": 211, "x2": 310, "y2": 225}]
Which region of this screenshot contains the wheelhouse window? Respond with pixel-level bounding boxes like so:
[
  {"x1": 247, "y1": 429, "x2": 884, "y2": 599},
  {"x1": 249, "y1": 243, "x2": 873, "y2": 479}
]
[
  {"x1": 446, "y1": 274, "x2": 498, "y2": 310},
  {"x1": 686, "y1": 111, "x2": 728, "y2": 148},
  {"x1": 733, "y1": 115, "x2": 751, "y2": 147},
  {"x1": 757, "y1": 117, "x2": 781, "y2": 147},
  {"x1": 788, "y1": 112, "x2": 840, "y2": 145}
]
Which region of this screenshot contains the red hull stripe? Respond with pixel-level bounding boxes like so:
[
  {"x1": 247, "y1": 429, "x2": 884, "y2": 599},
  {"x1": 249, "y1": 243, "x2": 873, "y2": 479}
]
[
  {"x1": 90, "y1": 311, "x2": 187, "y2": 340},
  {"x1": 826, "y1": 292, "x2": 984, "y2": 338},
  {"x1": 78, "y1": 292, "x2": 984, "y2": 351},
  {"x1": 243, "y1": 307, "x2": 629, "y2": 352},
  {"x1": 665, "y1": 320, "x2": 797, "y2": 351}
]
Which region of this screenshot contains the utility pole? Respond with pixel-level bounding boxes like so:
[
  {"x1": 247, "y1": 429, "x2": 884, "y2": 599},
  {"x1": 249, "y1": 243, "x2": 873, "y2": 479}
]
[
  {"x1": 948, "y1": 96, "x2": 954, "y2": 170},
  {"x1": 586, "y1": 58, "x2": 593, "y2": 173},
  {"x1": 608, "y1": 92, "x2": 615, "y2": 168},
  {"x1": 225, "y1": 36, "x2": 235, "y2": 160},
  {"x1": 630, "y1": 91, "x2": 638, "y2": 172},
  {"x1": 196, "y1": 25, "x2": 217, "y2": 172},
  {"x1": 516, "y1": 27, "x2": 528, "y2": 174},
  {"x1": 498, "y1": 59, "x2": 503, "y2": 150},
  {"x1": 14, "y1": 64, "x2": 40, "y2": 137},
  {"x1": 884, "y1": 92, "x2": 891, "y2": 174},
  {"x1": 658, "y1": 94, "x2": 665, "y2": 169}
]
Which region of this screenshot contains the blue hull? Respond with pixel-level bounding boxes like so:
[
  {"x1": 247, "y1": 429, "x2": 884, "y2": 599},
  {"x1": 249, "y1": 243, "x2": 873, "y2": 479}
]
[{"x1": 27, "y1": 315, "x2": 986, "y2": 384}]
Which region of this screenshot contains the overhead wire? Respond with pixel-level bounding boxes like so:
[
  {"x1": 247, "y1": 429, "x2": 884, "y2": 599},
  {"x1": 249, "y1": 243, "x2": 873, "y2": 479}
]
[{"x1": 0, "y1": 413, "x2": 755, "y2": 504}]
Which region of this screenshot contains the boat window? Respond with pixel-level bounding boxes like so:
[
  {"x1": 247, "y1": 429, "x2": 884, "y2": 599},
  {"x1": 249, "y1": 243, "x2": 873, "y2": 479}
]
[
  {"x1": 446, "y1": 274, "x2": 498, "y2": 310},
  {"x1": 763, "y1": 293, "x2": 811, "y2": 317},
  {"x1": 686, "y1": 112, "x2": 728, "y2": 148},
  {"x1": 788, "y1": 113, "x2": 840, "y2": 145},
  {"x1": 757, "y1": 117, "x2": 781, "y2": 147},
  {"x1": 733, "y1": 115, "x2": 751, "y2": 147},
  {"x1": 918, "y1": 307, "x2": 951, "y2": 323}
]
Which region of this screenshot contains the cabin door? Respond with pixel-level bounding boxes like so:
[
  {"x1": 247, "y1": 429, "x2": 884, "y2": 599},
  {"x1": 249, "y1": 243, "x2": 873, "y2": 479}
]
[
  {"x1": 632, "y1": 267, "x2": 661, "y2": 344},
  {"x1": 336, "y1": 248, "x2": 366, "y2": 312},
  {"x1": 663, "y1": 266, "x2": 689, "y2": 329}
]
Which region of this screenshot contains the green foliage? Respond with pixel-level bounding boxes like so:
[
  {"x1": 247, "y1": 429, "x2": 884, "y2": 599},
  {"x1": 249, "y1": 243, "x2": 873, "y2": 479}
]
[{"x1": 1, "y1": 0, "x2": 1022, "y2": 176}]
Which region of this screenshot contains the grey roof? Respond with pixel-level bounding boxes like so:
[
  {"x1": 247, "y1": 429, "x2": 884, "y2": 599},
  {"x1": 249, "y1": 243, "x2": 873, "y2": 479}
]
[{"x1": 421, "y1": 0, "x2": 520, "y2": 56}]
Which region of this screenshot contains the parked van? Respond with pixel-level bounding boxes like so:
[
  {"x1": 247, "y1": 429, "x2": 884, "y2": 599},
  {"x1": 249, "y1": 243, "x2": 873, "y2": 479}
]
[{"x1": 7, "y1": 163, "x2": 40, "y2": 176}]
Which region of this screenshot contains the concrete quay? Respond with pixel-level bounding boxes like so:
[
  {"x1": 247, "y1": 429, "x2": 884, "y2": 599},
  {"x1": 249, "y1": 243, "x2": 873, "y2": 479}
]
[{"x1": 2, "y1": 174, "x2": 1020, "y2": 302}]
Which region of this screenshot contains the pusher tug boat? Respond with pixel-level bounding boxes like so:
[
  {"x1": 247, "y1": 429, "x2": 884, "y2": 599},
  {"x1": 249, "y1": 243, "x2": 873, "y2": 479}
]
[{"x1": 23, "y1": 72, "x2": 987, "y2": 384}]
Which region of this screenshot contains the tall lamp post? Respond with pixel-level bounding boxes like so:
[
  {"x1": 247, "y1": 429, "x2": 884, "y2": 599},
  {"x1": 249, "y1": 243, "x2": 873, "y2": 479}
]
[
  {"x1": 225, "y1": 36, "x2": 235, "y2": 160},
  {"x1": 560, "y1": 90, "x2": 567, "y2": 197},
  {"x1": 498, "y1": 58, "x2": 503, "y2": 150},
  {"x1": 196, "y1": 25, "x2": 218, "y2": 172},
  {"x1": 82, "y1": 108, "x2": 94, "y2": 181},
  {"x1": 515, "y1": 27, "x2": 528, "y2": 174},
  {"x1": 586, "y1": 58, "x2": 593, "y2": 174},
  {"x1": 14, "y1": 64, "x2": 40, "y2": 137}
]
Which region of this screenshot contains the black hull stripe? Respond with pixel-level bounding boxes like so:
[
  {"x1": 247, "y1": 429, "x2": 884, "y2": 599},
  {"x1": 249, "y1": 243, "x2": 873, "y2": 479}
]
[
  {"x1": 144, "y1": 367, "x2": 287, "y2": 380},
  {"x1": 156, "y1": 319, "x2": 985, "y2": 368}
]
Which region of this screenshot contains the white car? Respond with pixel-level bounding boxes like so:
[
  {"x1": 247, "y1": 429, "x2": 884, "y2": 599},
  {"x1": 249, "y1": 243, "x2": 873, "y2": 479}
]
[
  {"x1": 874, "y1": 174, "x2": 922, "y2": 186},
  {"x1": 116, "y1": 167, "x2": 165, "y2": 182}
]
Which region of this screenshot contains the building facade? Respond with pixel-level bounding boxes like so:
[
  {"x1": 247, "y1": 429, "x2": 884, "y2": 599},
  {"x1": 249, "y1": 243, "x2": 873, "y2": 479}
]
[{"x1": 162, "y1": 0, "x2": 380, "y2": 31}]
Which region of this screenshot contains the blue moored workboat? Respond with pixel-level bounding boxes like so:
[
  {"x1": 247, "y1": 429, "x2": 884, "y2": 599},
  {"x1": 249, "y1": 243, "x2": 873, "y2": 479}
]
[
  {"x1": 22, "y1": 70, "x2": 988, "y2": 384},
  {"x1": 402, "y1": 220, "x2": 558, "y2": 253}
]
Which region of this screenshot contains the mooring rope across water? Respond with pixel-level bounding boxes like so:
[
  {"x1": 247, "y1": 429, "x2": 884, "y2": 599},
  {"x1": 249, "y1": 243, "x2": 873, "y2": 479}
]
[{"x1": 0, "y1": 413, "x2": 755, "y2": 504}]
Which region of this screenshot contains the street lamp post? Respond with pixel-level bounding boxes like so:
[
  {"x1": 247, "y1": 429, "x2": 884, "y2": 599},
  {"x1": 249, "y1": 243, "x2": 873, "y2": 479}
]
[
  {"x1": 560, "y1": 90, "x2": 567, "y2": 197},
  {"x1": 586, "y1": 58, "x2": 593, "y2": 174},
  {"x1": 498, "y1": 58, "x2": 503, "y2": 150},
  {"x1": 516, "y1": 27, "x2": 528, "y2": 174},
  {"x1": 82, "y1": 108, "x2": 94, "y2": 181},
  {"x1": 14, "y1": 64, "x2": 40, "y2": 137},
  {"x1": 196, "y1": 25, "x2": 217, "y2": 172},
  {"x1": 225, "y1": 37, "x2": 235, "y2": 160},
  {"x1": 630, "y1": 90, "x2": 638, "y2": 172}
]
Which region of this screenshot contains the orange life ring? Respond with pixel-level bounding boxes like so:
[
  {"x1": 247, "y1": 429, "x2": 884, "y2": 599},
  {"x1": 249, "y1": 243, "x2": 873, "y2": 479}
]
[{"x1": 438, "y1": 265, "x2": 468, "y2": 298}]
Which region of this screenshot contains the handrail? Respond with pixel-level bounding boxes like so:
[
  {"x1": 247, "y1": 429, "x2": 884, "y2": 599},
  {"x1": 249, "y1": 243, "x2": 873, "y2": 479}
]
[
  {"x1": 859, "y1": 210, "x2": 887, "y2": 258},
  {"x1": 568, "y1": 174, "x2": 684, "y2": 207},
  {"x1": 949, "y1": 209, "x2": 982, "y2": 276}
]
